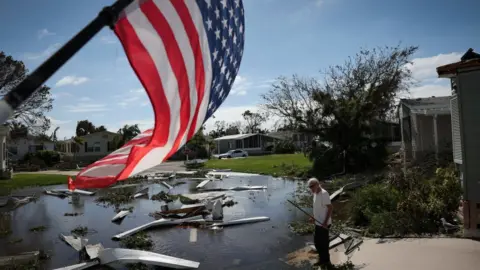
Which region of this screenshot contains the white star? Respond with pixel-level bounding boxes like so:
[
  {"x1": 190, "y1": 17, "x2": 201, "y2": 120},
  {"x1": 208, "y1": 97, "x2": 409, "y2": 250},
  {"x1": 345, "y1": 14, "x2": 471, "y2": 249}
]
[
  {"x1": 221, "y1": 38, "x2": 227, "y2": 48},
  {"x1": 214, "y1": 7, "x2": 220, "y2": 19},
  {"x1": 229, "y1": 54, "x2": 233, "y2": 63},
  {"x1": 239, "y1": 49, "x2": 243, "y2": 56},
  {"x1": 212, "y1": 49, "x2": 218, "y2": 61},
  {"x1": 215, "y1": 83, "x2": 221, "y2": 92},
  {"x1": 222, "y1": 18, "x2": 228, "y2": 29},
  {"x1": 226, "y1": 70, "x2": 231, "y2": 80},
  {"x1": 228, "y1": 76, "x2": 233, "y2": 85},
  {"x1": 208, "y1": 101, "x2": 214, "y2": 109},
  {"x1": 206, "y1": 18, "x2": 213, "y2": 30},
  {"x1": 215, "y1": 28, "x2": 221, "y2": 40},
  {"x1": 229, "y1": 8, "x2": 234, "y2": 18},
  {"x1": 204, "y1": 0, "x2": 211, "y2": 8},
  {"x1": 219, "y1": 88, "x2": 225, "y2": 97},
  {"x1": 239, "y1": 24, "x2": 243, "y2": 34},
  {"x1": 234, "y1": 0, "x2": 240, "y2": 8},
  {"x1": 226, "y1": 48, "x2": 230, "y2": 56},
  {"x1": 220, "y1": 64, "x2": 226, "y2": 74},
  {"x1": 233, "y1": 59, "x2": 237, "y2": 67},
  {"x1": 228, "y1": 26, "x2": 233, "y2": 36},
  {"x1": 233, "y1": 34, "x2": 237, "y2": 45},
  {"x1": 218, "y1": 58, "x2": 223, "y2": 67},
  {"x1": 234, "y1": 16, "x2": 239, "y2": 25},
  {"x1": 220, "y1": 0, "x2": 228, "y2": 9},
  {"x1": 241, "y1": 7, "x2": 244, "y2": 15}
]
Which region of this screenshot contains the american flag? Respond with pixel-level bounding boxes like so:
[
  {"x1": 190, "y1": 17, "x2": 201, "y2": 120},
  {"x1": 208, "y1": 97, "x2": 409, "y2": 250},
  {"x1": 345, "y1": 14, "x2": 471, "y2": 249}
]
[{"x1": 69, "y1": 0, "x2": 245, "y2": 189}]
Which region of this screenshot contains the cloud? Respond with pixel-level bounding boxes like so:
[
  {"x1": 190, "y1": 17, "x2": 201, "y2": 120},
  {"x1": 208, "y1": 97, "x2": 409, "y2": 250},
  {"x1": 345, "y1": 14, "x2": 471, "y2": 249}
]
[
  {"x1": 55, "y1": 76, "x2": 90, "y2": 87},
  {"x1": 115, "y1": 88, "x2": 148, "y2": 107},
  {"x1": 230, "y1": 75, "x2": 272, "y2": 96},
  {"x1": 51, "y1": 92, "x2": 74, "y2": 100},
  {"x1": 407, "y1": 52, "x2": 462, "y2": 82},
  {"x1": 37, "y1": 28, "x2": 55, "y2": 39},
  {"x1": 404, "y1": 51, "x2": 461, "y2": 98},
  {"x1": 79, "y1": 97, "x2": 91, "y2": 102},
  {"x1": 24, "y1": 43, "x2": 61, "y2": 60},
  {"x1": 64, "y1": 103, "x2": 109, "y2": 113},
  {"x1": 100, "y1": 35, "x2": 118, "y2": 44}
]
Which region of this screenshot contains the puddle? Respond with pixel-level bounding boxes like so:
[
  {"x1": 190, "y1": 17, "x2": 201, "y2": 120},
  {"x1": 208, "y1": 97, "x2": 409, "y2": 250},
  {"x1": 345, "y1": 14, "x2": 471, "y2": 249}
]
[{"x1": 0, "y1": 174, "x2": 315, "y2": 269}]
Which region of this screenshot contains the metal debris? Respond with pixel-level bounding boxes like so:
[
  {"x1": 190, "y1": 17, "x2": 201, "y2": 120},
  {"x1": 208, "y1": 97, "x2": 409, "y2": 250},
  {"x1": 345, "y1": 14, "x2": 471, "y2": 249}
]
[
  {"x1": 161, "y1": 181, "x2": 174, "y2": 190},
  {"x1": 59, "y1": 234, "x2": 88, "y2": 251},
  {"x1": 112, "y1": 210, "x2": 130, "y2": 222},
  {"x1": 0, "y1": 251, "x2": 40, "y2": 267},
  {"x1": 209, "y1": 216, "x2": 270, "y2": 228},
  {"x1": 85, "y1": 243, "x2": 105, "y2": 259}
]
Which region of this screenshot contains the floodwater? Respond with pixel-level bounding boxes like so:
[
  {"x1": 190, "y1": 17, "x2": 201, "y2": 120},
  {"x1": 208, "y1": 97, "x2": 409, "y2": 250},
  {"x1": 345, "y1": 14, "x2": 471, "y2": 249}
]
[{"x1": 0, "y1": 174, "x2": 314, "y2": 269}]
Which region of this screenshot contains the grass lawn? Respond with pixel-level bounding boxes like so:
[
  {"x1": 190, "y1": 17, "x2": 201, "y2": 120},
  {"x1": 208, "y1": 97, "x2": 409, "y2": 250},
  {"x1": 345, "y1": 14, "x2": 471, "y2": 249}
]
[
  {"x1": 205, "y1": 153, "x2": 312, "y2": 176},
  {"x1": 0, "y1": 174, "x2": 71, "y2": 195}
]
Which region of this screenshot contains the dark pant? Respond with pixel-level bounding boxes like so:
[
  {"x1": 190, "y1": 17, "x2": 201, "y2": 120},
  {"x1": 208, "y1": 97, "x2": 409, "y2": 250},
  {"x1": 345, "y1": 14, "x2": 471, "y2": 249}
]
[{"x1": 314, "y1": 225, "x2": 331, "y2": 266}]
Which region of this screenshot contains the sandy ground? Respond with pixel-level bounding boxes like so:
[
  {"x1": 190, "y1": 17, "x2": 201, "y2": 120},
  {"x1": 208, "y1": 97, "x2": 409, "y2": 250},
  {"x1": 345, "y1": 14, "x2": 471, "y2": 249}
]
[
  {"x1": 286, "y1": 238, "x2": 480, "y2": 270},
  {"x1": 13, "y1": 161, "x2": 188, "y2": 176}
]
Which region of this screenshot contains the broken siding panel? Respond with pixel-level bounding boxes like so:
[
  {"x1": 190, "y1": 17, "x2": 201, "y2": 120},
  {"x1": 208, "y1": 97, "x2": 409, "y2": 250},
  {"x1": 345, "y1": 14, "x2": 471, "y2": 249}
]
[{"x1": 451, "y1": 95, "x2": 462, "y2": 163}]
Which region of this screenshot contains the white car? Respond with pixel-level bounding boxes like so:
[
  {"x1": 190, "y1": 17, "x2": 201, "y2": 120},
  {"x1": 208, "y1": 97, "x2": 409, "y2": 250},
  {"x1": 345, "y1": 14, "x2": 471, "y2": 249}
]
[{"x1": 217, "y1": 149, "x2": 248, "y2": 159}]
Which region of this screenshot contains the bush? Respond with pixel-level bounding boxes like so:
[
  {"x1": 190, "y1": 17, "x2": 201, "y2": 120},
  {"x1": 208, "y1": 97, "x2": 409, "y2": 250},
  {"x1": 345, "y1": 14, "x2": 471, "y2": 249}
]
[
  {"x1": 350, "y1": 165, "x2": 462, "y2": 236},
  {"x1": 273, "y1": 140, "x2": 296, "y2": 154},
  {"x1": 22, "y1": 150, "x2": 61, "y2": 168}
]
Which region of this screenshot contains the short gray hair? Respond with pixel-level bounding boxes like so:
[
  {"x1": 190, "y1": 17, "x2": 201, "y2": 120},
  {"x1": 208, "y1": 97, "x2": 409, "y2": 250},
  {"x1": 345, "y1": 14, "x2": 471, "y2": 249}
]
[{"x1": 307, "y1": 178, "x2": 320, "y2": 186}]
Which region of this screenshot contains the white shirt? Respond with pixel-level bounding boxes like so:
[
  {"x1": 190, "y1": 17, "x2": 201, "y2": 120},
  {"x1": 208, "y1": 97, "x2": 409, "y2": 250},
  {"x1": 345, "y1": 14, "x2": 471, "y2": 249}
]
[{"x1": 313, "y1": 189, "x2": 332, "y2": 226}]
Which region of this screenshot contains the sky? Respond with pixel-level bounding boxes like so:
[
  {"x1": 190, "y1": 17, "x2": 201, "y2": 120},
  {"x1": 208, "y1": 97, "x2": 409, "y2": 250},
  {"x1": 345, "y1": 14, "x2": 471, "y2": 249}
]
[{"x1": 0, "y1": 0, "x2": 479, "y2": 140}]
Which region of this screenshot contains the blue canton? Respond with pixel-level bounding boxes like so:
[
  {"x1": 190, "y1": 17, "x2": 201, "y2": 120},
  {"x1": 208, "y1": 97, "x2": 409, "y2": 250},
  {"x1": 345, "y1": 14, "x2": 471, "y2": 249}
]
[{"x1": 196, "y1": 0, "x2": 245, "y2": 121}]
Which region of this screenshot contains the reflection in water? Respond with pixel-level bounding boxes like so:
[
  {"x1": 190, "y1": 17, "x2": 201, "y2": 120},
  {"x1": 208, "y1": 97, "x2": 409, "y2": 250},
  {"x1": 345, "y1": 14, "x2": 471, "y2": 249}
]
[{"x1": 0, "y1": 175, "x2": 310, "y2": 269}]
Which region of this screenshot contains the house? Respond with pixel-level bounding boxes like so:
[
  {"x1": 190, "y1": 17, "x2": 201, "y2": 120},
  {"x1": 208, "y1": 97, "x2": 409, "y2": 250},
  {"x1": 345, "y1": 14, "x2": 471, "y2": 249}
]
[
  {"x1": 57, "y1": 131, "x2": 119, "y2": 163},
  {"x1": 399, "y1": 96, "x2": 452, "y2": 163},
  {"x1": 436, "y1": 48, "x2": 480, "y2": 238},
  {"x1": 7, "y1": 135, "x2": 55, "y2": 161},
  {"x1": 267, "y1": 131, "x2": 314, "y2": 150},
  {"x1": 213, "y1": 133, "x2": 279, "y2": 155}
]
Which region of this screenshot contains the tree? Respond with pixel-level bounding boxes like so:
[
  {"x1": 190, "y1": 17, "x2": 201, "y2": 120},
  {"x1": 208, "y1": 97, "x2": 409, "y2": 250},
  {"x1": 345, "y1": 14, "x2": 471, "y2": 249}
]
[
  {"x1": 1, "y1": 52, "x2": 53, "y2": 134},
  {"x1": 226, "y1": 121, "x2": 242, "y2": 135},
  {"x1": 112, "y1": 124, "x2": 141, "y2": 149},
  {"x1": 76, "y1": 120, "x2": 96, "y2": 137},
  {"x1": 242, "y1": 110, "x2": 267, "y2": 133},
  {"x1": 94, "y1": 125, "x2": 107, "y2": 132},
  {"x1": 262, "y1": 45, "x2": 418, "y2": 175}
]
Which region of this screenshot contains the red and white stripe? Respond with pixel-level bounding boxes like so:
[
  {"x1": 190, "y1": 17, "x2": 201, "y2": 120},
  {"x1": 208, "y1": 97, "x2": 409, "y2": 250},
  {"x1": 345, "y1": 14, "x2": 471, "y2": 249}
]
[{"x1": 72, "y1": 0, "x2": 212, "y2": 189}]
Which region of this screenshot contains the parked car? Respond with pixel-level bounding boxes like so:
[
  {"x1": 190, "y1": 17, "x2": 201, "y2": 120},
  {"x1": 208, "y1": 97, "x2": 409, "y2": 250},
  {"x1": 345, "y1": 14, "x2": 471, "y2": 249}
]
[{"x1": 217, "y1": 149, "x2": 248, "y2": 159}]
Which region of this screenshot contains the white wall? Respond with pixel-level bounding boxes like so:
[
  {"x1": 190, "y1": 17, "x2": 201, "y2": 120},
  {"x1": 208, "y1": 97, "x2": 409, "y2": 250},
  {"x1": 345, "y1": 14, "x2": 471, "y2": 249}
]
[{"x1": 76, "y1": 132, "x2": 118, "y2": 157}]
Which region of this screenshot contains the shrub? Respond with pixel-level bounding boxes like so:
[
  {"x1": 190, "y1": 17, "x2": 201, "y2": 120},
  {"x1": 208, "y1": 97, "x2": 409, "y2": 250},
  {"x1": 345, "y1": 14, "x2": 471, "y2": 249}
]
[
  {"x1": 349, "y1": 165, "x2": 462, "y2": 236},
  {"x1": 23, "y1": 151, "x2": 60, "y2": 167},
  {"x1": 273, "y1": 140, "x2": 296, "y2": 154}
]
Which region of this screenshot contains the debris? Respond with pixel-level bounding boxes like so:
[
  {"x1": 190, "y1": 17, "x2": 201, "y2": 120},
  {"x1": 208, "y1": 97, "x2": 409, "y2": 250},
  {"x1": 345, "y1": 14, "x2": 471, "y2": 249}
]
[
  {"x1": 96, "y1": 188, "x2": 135, "y2": 207},
  {"x1": 85, "y1": 243, "x2": 105, "y2": 259},
  {"x1": 44, "y1": 189, "x2": 68, "y2": 198},
  {"x1": 59, "y1": 234, "x2": 88, "y2": 252},
  {"x1": 133, "y1": 187, "x2": 149, "y2": 199},
  {"x1": 112, "y1": 216, "x2": 205, "y2": 240},
  {"x1": 120, "y1": 232, "x2": 154, "y2": 250},
  {"x1": 209, "y1": 216, "x2": 270, "y2": 228},
  {"x1": 207, "y1": 171, "x2": 259, "y2": 177},
  {"x1": 173, "y1": 181, "x2": 186, "y2": 187},
  {"x1": 55, "y1": 248, "x2": 201, "y2": 269},
  {"x1": 0, "y1": 251, "x2": 40, "y2": 268},
  {"x1": 29, "y1": 225, "x2": 47, "y2": 232},
  {"x1": 161, "y1": 181, "x2": 174, "y2": 190},
  {"x1": 211, "y1": 169, "x2": 232, "y2": 172},
  {"x1": 189, "y1": 228, "x2": 198, "y2": 243},
  {"x1": 151, "y1": 191, "x2": 197, "y2": 204},
  {"x1": 71, "y1": 226, "x2": 89, "y2": 237},
  {"x1": 222, "y1": 198, "x2": 235, "y2": 207},
  {"x1": 211, "y1": 200, "x2": 223, "y2": 220},
  {"x1": 64, "y1": 212, "x2": 82, "y2": 216},
  {"x1": 7, "y1": 238, "x2": 23, "y2": 244},
  {"x1": 182, "y1": 192, "x2": 226, "y2": 202},
  {"x1": 196, "y1": 179, "x2": 212, "y2": 189},
  {"x1": 53, "y1": 260, "x2": 100, "y2": 270},
  {"x1": 158, "y1": 204, "x2": 206, "y2": 215},
  {"x1": 441, "y1": 217, "x2": 459, "y2": 232},
  {"x1": 51, "y1": 189, "x2": 95, "y2": 196},
  {"x1": 112, "y1": 210, "x2": 130, "y2": 222}
]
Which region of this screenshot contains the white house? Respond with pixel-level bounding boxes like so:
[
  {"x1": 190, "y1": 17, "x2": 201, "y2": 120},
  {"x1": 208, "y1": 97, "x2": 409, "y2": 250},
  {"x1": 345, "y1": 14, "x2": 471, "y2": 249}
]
[
  {"x1": 57, "y1": 131, "x2": 119, "y2": 162},
  {"x1": 7, "y1": 136, "x2": 55, "y2": 161}
]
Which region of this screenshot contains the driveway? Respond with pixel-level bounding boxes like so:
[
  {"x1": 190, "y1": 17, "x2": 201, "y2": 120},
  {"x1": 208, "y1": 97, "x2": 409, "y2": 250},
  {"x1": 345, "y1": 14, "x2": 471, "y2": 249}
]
[{"x1": 331, "y1": 238, "x2": 480, "y2": 270}]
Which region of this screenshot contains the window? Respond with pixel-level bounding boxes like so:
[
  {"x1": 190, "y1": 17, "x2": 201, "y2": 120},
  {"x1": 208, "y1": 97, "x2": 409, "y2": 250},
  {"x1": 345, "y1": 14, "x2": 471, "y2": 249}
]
[
  {"x1": 228, "y1": 142, "x2": 233, "y2": 149},
  {"x1": 236, "y1": 140, "x2": 243, "y2": 148},
  {"x1": 93, "y1": 142, "x2": 101, "y2": 152}
]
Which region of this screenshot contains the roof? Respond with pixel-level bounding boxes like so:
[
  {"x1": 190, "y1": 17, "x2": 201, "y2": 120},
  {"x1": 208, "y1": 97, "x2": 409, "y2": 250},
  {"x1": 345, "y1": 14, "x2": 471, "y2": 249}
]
[
  {"x1": 79, "y1": 130, "x2": 118, "y2": 138},
  {"x1": 437, "y1": 48, "x2": 480, "y2": 78},
  {"x1": 213, "y1": 133, "x2": 257, "y2": 141},
  {"x1": 400, "y1": 96, "x2": 451, "y2": 114}
]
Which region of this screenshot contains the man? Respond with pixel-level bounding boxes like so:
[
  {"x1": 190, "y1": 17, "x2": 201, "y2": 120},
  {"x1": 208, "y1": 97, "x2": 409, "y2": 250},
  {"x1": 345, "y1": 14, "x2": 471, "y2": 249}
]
[{"x1": 308, "y1": 177, "x2": 333, "y2": 269}]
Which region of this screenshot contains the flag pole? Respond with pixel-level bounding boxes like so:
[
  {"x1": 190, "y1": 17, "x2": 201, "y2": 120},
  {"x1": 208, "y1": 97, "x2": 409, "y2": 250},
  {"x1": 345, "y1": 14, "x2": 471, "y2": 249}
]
[{"x1": 0, "y1": 0, "x2": 134, "y2": 125}]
